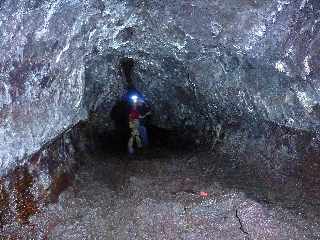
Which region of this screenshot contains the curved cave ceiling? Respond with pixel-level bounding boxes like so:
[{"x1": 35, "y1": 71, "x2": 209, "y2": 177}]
[{"x1": 0, "y1": 0, "x2": 319, "y2": 174}]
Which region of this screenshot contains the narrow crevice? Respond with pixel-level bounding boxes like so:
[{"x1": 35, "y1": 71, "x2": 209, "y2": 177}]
[{"x1": 235, "y1": 209, "x2": 250, "y2": 237}]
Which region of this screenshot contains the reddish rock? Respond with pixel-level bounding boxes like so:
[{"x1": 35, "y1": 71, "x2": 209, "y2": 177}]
[
  {"x1": 47, "y1": 171, "x2": 74, "y2": 204},
  {"x1": 0, "y1": 178, "x2": 10, "y2": 226},
  {"x1": 11, "y1": 167, "x2": 38, "y2": 224}
]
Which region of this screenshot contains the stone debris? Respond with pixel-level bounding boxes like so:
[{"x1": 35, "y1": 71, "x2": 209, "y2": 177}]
[{"x1": 2, "y1": 149, "x2": 319, "y2": 240}]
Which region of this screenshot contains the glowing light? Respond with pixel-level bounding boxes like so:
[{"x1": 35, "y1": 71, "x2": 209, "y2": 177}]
[
  {"x1": 131, "y1": 95, "x2": 138, "y2": 103},
  {"x1": 275, "y1": 61, "x2": 286, "y2": 73}
]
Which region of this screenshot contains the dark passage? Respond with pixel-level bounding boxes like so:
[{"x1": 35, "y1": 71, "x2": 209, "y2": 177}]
[
  {"x1": 1, "y1": 1, "x2": 320, "y2": 238},
  {"x1": 3, "y1": 125, "x2": 320, "y2": 239},
  {"x1": 4, "y1": 50, "x2": 320, "y2": 238},
  {"x1": 96, "y1": 104, "x2": 195, "y2": 153},
  {"x1": 97, "y1": 58, "x2": 196, "y2": 154}
]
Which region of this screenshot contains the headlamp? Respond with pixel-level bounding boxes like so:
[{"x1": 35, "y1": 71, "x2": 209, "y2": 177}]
[{"x1": 131, "y1": 95, "x2": 138, "y2": 103}]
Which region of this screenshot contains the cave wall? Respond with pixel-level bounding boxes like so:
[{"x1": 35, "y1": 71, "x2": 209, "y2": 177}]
[
  {"x1": 0, "y1": 0, "x2": 319, "y2": 193},
  {"x1": 0, "y1": 123, "x2": 85, "y2": 226},
  {"x1": 100, "y1": 0, "x2": 320, "y2": 131},
  {"x1": 220, "y1": 119, "x2": 320, "y2": 197},
  {"x1": 0, "y1": 0, "x2": 129, "y2": 175},
  {"x1": 0, "y1": 1, "x2": 87, "y2": 175},
  {"x1": 91, "y1": 0, "x2": 320, "y2": 184}
]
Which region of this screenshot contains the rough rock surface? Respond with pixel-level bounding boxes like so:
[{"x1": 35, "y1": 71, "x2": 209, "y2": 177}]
[
  {"x1": 2, "y1": 149, "x2": 319, "y2": 239},
  {"x1": 1, "y1": 0, "x2": 320, "y2": 177},
  {"x1": 0, "y1": 123, "x2": 86, "y2": 226}
]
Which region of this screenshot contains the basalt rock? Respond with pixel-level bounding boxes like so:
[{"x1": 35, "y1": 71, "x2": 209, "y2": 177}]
[
  {"x1": 0, "y1": 0, "x2": 319, "y2": 195},
  {"x1": 0, "y1": 122, "x2": 86, "y2": 225}
]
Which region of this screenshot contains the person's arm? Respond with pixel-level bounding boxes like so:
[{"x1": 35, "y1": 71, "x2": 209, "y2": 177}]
[{"x1": 140, "y1": 111, "x2": 151, "y2": 119}]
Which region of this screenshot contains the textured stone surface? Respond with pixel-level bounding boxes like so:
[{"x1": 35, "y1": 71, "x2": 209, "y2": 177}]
[
  {"x1": 3, "y1": 149, "x2": 319, "y2": 239},
  {"x1": 0, "y1": 123, "x2": 82, "y2": 226},
  {"x1": 0, "y1": 0, "x2": 319, "y2": 191},
  {"x1": 0, "y1": 0, "x2": 86, "y2": 174}
]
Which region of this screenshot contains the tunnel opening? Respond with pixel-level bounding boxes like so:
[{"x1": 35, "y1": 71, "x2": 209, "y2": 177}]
[
  {"x1": 3, "y1": 55, "x2": 320, "y2": 239},
  {"x1": 82, "y1": 56, "x2": 199, "y2": 155},
  {"x1": 92, "y1": 124, "x2": 198, "y2": 154},
  {"x1": 84, "y1": 104, "x2": 198, "y2": 155}
]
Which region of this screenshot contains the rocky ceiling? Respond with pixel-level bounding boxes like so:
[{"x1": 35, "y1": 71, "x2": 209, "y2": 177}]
[{"x1": 0, "y1": 0, "x2": 319, "y2": 176}]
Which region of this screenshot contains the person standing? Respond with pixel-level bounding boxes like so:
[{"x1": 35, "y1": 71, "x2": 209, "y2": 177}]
[{"x1": 128, "y1": 96, "x2": 142, "y2": 154}]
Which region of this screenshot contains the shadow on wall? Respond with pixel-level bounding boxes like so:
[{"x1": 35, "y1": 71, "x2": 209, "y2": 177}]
[{"x1": 120, "y1": 57, "x2": 135, "y2": 87}]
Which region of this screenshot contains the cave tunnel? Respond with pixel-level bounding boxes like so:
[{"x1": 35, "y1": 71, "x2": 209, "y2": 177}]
[
  {"x1": 90, "y1": 57, "x2": 197, "y2": 154},
  {"x1": 1, "y1": 0, "x2": 320, "y2": 239}
]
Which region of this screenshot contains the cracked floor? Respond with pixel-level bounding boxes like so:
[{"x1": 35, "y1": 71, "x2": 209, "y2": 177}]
[{"x1": 3, "y1": 148, "x2": 320, "y2": 239}]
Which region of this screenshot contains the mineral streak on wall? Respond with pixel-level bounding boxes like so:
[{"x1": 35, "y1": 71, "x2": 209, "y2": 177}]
[
  {"x1": 0, "y1": 0, "x2": 320, "y2": 224},
  {"x1": 0, "y1": 123, "x2": 87, "y2": 225}
]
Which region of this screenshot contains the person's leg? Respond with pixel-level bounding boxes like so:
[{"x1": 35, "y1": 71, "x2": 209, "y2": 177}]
[
  {"x1": 132, "y1": 126, "x2": 142, "y2": 149},
  {"x1": 128, "y1": 135, "x2": 134, "y2": 154},
  {"x1": 139, "y1": 125, "x2": 149, "y2": 146},
  {"x1": 136, "y1": 134, "x2": 142, "y2": 148}
]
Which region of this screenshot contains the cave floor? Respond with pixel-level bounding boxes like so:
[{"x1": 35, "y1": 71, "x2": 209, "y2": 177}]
[{"x1": 3, "y1": 148, "x2": 320, "y2": 240}]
